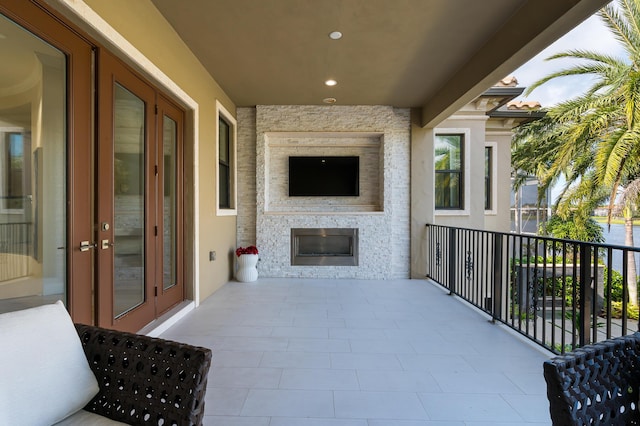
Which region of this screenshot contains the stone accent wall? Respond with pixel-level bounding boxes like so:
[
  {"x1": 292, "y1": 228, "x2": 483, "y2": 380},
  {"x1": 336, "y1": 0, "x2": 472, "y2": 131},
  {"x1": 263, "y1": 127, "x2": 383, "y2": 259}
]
[
  {"x1": 237, "y1": 105, "x2": 410, "y2": 279},
  {"x1": 236, "y1": 107, "x2": 257, "y2": 247}
]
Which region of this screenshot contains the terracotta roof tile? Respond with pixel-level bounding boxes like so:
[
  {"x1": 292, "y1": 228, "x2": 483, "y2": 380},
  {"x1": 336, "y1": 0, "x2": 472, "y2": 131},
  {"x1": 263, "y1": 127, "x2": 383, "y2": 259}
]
[
  {"x1": 506, "y1": 100, "x2": 541, "y2": 110},
  {"x1": 494, "y1": 76, "x2": 518, "y2": 87}
]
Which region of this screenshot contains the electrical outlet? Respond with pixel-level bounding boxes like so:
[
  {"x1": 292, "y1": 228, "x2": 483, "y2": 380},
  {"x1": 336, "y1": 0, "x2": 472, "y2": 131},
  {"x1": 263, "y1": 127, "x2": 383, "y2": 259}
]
[{"x1": 209, "y1": 251, "x2": 216, "y2": 261}]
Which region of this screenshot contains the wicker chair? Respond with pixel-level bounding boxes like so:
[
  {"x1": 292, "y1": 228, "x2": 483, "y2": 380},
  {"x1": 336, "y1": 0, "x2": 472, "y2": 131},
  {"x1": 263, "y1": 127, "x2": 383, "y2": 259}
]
[
  {"x1": 543, "y1": 332, "x2": 640, "y2": 425},
  {"x1": 75, "y1": 324, "x2": 212, "y2": 426}
]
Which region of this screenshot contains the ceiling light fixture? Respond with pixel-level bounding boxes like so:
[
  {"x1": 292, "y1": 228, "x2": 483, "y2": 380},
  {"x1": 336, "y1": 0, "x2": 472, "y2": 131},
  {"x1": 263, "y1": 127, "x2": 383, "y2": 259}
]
[
  {"x1": 325, "y1": 79, "x2": 337, "y2": 86},
  {"x1": 323, "y1": 97, "x2": 337, "y2": 104},
  {"x1": 328, "y1": 31, "x2": 342, "y2": 40}
]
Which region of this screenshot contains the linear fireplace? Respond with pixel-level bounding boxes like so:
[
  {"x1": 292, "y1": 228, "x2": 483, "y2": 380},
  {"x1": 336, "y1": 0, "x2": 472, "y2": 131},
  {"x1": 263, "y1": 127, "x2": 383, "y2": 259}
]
[{"x1": 291, "y1": 228, "x2": 358, "y2": 266}]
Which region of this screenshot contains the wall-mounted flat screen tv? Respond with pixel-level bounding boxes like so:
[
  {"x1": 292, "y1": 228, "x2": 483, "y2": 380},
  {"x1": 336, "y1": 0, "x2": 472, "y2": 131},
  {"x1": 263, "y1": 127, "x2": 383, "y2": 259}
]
[{"x1": 289, "y1": 156, "x2": 359, "y2": 196}]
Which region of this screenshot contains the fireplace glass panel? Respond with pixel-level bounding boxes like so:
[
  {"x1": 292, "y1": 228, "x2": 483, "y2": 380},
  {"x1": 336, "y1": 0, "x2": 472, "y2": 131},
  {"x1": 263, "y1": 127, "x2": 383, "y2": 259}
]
[
  {"x1": 291, "y1": 228, "x2": 358, "y2": 266},
  {"x1": 298, "y1": 235, "x2": 352, "y2": 256}
]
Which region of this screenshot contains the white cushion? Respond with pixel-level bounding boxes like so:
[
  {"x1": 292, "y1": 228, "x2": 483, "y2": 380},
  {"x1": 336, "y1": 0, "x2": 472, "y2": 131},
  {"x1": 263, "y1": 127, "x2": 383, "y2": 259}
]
[
  {"x1": 53, "y1": 409, "x2": 129, "y2": 425},
  {"x1": 0, "y1": 301, "x2": 100, "y2": 425}
]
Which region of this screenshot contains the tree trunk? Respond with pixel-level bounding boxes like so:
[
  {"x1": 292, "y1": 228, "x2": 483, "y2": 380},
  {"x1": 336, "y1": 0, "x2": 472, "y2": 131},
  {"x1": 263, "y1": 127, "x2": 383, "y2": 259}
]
[{"x1": 624, "y1": 210, "x2": 638, "y2": 306}]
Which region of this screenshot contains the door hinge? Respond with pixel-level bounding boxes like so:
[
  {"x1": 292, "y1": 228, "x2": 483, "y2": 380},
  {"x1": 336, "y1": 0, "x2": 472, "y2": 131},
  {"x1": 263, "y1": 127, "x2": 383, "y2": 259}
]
[
  {"x1": 154, "y1": 287, "x2": 158, "y2": 297},
  {"x1": 155, "y1": 104, "x2": 158, "y2": 115},
  {"x1": 155, "y1": 165, "x2": 158, "y2": 176},
  {"x1": 154, "y1": 225, "x2": 158, "y2": 236}
]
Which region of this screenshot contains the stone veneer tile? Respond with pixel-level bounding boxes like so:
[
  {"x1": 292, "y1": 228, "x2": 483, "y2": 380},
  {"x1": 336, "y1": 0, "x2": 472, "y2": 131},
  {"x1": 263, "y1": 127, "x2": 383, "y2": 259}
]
[{"x1": 237, "y1": 105, "x2": 410, "y2": 279}]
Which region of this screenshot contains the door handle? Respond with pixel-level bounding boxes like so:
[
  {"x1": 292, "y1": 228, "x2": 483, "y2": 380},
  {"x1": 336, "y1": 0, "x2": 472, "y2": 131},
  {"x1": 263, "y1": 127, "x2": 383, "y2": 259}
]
[{"x1": 79, "y1": 241, "x2": 97, "y2": 252}]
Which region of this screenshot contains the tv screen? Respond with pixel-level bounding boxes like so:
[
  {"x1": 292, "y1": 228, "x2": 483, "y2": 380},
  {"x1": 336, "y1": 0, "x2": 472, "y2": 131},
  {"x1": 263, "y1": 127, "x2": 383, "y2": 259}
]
[{"x1": 289, "y1": 156, "x2": 359, "y2": 196}]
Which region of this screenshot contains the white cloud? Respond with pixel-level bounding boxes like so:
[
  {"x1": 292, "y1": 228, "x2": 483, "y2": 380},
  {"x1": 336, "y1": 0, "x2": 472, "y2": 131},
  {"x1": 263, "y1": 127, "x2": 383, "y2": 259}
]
[{"x1": 511, "y1": 11, "x2": 626, "y2": 107}]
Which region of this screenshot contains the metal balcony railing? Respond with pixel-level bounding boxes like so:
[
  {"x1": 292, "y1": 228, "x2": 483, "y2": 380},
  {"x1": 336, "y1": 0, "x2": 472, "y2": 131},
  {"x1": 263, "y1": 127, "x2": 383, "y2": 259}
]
[{"x1": 426, "y1": 223, "x2": 640, "y2": 354}]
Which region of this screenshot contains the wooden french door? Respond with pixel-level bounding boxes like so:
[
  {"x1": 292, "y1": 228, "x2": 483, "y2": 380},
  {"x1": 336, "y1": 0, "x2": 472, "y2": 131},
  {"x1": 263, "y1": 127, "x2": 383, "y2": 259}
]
[
  {"x1": 0, "y1": 0, "x2": 94, "y2": 323},
  {"x1": 156, "y1": 95, "x2": 184, "y2": 315},
  {"x1": 97, "y1": 51, "x2": 183, "y2": 331},
  {"x1": 0, "y1": 2, "x2": 184, "y2": 331}
]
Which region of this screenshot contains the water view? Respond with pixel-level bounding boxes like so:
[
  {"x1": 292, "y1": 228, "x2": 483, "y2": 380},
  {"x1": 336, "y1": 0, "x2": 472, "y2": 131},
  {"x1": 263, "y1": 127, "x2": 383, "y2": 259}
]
[
  {"x1": 600, "y1": 223, "x2": 640, "y2": 246},
  {"x1": 598, "y1": 223, "x2": 640, "y2": 272}
]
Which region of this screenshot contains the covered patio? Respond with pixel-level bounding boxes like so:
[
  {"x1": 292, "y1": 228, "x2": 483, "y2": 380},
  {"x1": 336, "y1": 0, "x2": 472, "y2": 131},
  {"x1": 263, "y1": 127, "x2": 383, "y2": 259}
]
[{"x1": 160, "y1": 278, "x2": 552, "y2": 425}]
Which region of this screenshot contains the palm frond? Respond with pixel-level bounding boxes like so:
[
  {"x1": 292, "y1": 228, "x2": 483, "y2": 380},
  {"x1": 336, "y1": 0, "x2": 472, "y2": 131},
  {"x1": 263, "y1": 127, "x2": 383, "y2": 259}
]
[{"x1": 600, "y1": 2, "x2": 640, "y2": 59}]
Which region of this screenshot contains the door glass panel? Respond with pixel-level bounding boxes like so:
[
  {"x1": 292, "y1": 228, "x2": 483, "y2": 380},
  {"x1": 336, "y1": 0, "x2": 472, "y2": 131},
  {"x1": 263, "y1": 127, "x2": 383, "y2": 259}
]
[
  {"x1": 162, "y1": 115, "x2": 177, "y2": 291},
  {"x1": 0, "y1": 13, "x2": 67, "y2": 313},
  {"x1": 113, "y1": 84, "x2": 145, "y2": 318}
]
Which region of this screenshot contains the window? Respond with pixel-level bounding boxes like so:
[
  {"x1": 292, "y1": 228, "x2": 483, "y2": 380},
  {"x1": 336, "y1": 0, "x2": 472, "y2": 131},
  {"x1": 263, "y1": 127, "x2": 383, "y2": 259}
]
[
  {"x1": 218, "y1": 117, "x2": 230, "y2": 208},
  {"x1": 484, "y1": 142, "x2": 497, "y2": 214},
  {"x1": 484, "y1": 146, "x2": 493, "y2": 210},
  {"x1": 434, "y1": 133, "x2": 464, "y2": 209},
  {"x1": 216, "y1": 101, "x2": 237, "y2": 215}
]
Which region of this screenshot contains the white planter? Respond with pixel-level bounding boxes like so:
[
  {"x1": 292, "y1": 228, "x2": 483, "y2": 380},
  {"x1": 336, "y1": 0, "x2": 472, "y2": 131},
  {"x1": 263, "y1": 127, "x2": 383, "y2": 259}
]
[{"x1": 236, "y1": 254, "x2": 259, "y2": 282}]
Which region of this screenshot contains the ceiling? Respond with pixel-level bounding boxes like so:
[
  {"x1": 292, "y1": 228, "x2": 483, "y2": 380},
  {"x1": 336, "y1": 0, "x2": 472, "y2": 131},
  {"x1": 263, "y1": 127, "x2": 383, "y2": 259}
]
[{"x1": 150, "y1": 0, "x2": 608, "y2": 127}]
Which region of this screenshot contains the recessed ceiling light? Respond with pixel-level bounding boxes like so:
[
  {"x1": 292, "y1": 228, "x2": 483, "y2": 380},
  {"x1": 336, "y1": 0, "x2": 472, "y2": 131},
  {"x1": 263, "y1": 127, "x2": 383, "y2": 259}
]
[
  {"x1": 323, "y1": 97, "x2": 337, "y2": 104},
  {"x1": 329, "y1": 31, "x2": 342, "y2": 40},
  {"x1": 325, "y1": 79, "x2": 337, "y2": 86}
]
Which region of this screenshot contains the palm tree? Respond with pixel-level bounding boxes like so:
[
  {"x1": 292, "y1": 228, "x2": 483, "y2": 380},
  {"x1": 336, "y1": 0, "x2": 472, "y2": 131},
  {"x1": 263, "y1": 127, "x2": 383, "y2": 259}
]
[
  {"x1": 613, "y1": 178, "x2": 640, "y2": 303},
  {"x1": 512, "y1": 0, "x2": 640, "y2": 305}
]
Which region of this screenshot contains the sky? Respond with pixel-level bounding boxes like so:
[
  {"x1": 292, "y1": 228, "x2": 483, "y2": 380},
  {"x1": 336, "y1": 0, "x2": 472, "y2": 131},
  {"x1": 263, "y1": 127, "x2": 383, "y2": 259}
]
[{"x1": 511, "y1": 7, "x2": 626, "y2": 108}]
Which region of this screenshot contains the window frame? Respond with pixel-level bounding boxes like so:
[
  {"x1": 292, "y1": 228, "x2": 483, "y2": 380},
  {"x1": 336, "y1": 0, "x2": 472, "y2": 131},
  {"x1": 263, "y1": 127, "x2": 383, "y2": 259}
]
[
  {"x1": 433, "y1": 128, "x2": 470, "y2": 216},
  {"x1": 215, "y1": 100, "x2": 237, "y2": 216},
  {"x1": 484, "y1": 142, "x2": 497, "y2": 215}
]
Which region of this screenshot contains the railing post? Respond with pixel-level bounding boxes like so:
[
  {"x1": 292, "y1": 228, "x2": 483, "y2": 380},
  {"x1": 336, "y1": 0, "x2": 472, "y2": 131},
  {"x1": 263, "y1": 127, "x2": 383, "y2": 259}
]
[
  {"x1": 425, "y1": 224, "x2": 430, "y2": 279},
  {"x1": 449, "y1": 227, "x2": 456, "y2": 295},
  {"x1": 492, "y1": 233, "x2": 503, "y2": 322},
  {"x1": 579, "y1": 243, "x2": 592, "y2": 347}
]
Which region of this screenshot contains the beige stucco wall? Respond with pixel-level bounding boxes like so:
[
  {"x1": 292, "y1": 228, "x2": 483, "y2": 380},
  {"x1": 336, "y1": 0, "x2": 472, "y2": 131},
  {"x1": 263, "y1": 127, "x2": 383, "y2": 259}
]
[
  {"x1": 410, "y1": 111, "x2": 434, "y2": 279},
  {"x1": 484, "y1": 129, "x2": 514, "y2": 233},
  {"x1": 54, "y1": 0, "x2": 238, "y2": 302}
]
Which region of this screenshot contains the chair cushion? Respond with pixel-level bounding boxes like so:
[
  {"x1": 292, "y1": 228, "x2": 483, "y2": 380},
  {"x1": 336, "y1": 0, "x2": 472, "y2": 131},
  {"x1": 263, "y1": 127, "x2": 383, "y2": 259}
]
[
  {"x1": 0, "y1": 301, "x2": 100, "y2": 425},
  {"x1": 53, "y1": 409, "x2": 129, "y2": 425}
]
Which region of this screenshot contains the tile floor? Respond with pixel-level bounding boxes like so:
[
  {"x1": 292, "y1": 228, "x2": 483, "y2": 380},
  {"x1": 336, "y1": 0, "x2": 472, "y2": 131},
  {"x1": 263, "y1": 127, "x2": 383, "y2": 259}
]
[{"x1": 160, "y1": 278, "x2": 554, "y2": 426}]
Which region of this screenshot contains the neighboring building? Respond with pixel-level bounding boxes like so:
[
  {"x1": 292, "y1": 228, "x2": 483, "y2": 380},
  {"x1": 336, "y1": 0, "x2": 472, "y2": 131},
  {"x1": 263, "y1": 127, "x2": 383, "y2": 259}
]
[
  {"x1": 426, "y1": 76, "x2": 544, "y2": 234},
  {"x1": 511, "y1": 175, "x2": 553, "y2": 235},
  {"x1": 0, "y1": 0, "x2": 606, "y2": 332}
]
